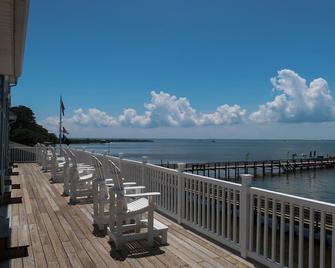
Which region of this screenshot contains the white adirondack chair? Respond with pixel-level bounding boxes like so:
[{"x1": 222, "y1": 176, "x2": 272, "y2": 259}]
[
  {"x1": 92, "y1": 155, "x2": 145, "y2": 232},
  {"x1": 68, "y1": 150, "x2": 98, "y2": 204},
  {"x1": 41, "y1": 145, "x2": 53, "y2": 172},
  {"x1": 35, "y1": 143, "x2": 43, "y2": 166},
  {"x1": 107, "y1": 159, "x2": 168, "y2": 250},
  {"x1": 63, "y1": 148, "x2": 96, "y2": 197},
  {"x1": 50, "y1": 147, "x2": 66, "y2": 182}
]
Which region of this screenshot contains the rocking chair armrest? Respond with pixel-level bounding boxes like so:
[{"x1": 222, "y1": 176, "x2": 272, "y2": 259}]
[
  {"x1": 124, "y1": 192, "x2": 160, "y2": 198},
  {"x1": 124, "y1": 186, "x2": 146, "y2": 190},
  {"x1": 123, "y1": 182, "x2": 137, "y2": 186},
  {"x1": 79, "y1": 177, "x2": 93, "y2": 183},
  {"x1": 105, "y1": 179, "x2": 136, "y2": 186}
]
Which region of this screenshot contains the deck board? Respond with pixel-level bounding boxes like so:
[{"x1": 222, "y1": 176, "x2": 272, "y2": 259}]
[{"x1": 1, "y1": 163, "x2": 256, "y2": 268}]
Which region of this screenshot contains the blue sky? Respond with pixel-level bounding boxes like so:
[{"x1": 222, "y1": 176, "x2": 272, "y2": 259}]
[{"x1": 12, "y1": 0, "x2": 335, "y2": 138}]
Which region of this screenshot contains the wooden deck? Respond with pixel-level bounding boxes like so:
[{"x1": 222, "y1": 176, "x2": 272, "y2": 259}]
[{"x1": 1, "y1": 163, "x2": 256, "y2": 268}]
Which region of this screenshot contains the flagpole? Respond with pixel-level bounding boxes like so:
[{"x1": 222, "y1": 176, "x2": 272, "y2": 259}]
[{"x1": 59, "y1": 96, "x2": 62, "y2": 155}]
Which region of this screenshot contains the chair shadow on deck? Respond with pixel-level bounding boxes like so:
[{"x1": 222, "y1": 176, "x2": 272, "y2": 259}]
[
  {"x1": 68, "y1": 198, "x2": 93, "y2": 205},
  {"x1": 109, "y1": 240, "x2": 166, "y2": 261}
]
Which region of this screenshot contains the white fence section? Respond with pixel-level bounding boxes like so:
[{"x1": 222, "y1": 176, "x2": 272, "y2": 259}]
[
  {"x1": 120, "y1": 156, "x2": 143, "y2": 186},
  {"x1": 23, "y1": 144, "x2": 335, "y2": 268},
  {"x1": 109, "y1": 153, "x2": 335, "y2": 268},
  {"x1": 9, "y1": 143, "x2": 36, "y2": 163},
  {"x1": 248, "y1": 187, "x2": 335, "y2": 268}
]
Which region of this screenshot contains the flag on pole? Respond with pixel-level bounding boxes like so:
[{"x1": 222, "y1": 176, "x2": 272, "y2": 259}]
[
  {"x1": 62, "y1": 127, "x2": 69, "y2": 135},
  {"x1": 60, "y1": 97, "x2": 65, "y2": 116},
  {"x1": 62, "y1": 134, "x2": 70, "y2": 145}
]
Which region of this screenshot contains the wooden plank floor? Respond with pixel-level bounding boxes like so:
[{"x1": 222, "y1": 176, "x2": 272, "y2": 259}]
[{"x1": 1, "y1": 163, "x2": 256, "y2": 268}]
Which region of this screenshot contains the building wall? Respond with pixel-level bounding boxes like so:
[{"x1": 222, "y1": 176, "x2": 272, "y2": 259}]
[{"x1": 0, "y1": 75, "x2": 10, "y2": 202}]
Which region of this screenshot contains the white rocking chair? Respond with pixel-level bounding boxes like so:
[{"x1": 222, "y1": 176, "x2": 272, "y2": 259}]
[
  {"x1": 63, "y1": 148, "x2": 96, "y2": 196},
  {"x1": 107, "y1": 160, "x2": 168, "y2": 250},
  {"x1": 68, "y1": 151, "x2": 97, "y2": 204},
  {"x1": 92, "y1": 156, "x2": 145, "y2": 233},
  {"x1": 50, "y1": 147, "x2": 66, "y2": 183}
]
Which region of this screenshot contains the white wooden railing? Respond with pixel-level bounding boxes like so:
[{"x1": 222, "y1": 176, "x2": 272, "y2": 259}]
[
  {"x1": 9, "y1": 143, "x2": 37, "y2": 163},
  {"x1": 34, "y1": 146, "x2": 335, "y2": 268},
  {"x1": 248, "y1": 187, "x2": 335, "y2": 268},
  {"x1": 109, "y1": 153, "x2": 335, "y2": 268}
]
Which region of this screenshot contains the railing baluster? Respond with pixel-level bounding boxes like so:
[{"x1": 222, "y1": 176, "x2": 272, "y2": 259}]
[
  {"x1": 176, "y1": 175, "x2": 178, "y2": 214},
  {"x1": 207, "y1": 182, "x2": 211, "y2": 231},
  {"x1": 216, "y1": 185, "x2": 220, "y2": 235},
  {"x1": 263, "y1": 197, "x2": 269, "y2": 258},
  {"x1": 309, "y1": 208, "x2": 314, "y2": 268},
  {"x1": 249, "y1": 194, "x2": 254, "y2": 251},
  {"x1": 280, "y1": 201, "x2": 285, "y2": 265},
  {"x1": 288, "y1": 203, "x2": 294, "y2": 267},
  {"x1": 233, "y1": 190, "x2": 237, "y2": 243},
  {"x1": 332, "y1": 212, "x2": 335, "y2": 268},
  {"x1": 271, "y1": 199, "x2": 277, "y2": 261},
  {"x1": 167, "y1": 174, "x2": 171, "y2": 212},
  {"x1": 198, "y1": 180, "x2": 201, "y2": 226},
  {"x1": 212, "y1": 184, "x2": 215, "y2": 232},
  {"x1": 186, "y1": 178, "x2": 189, "y2": 221},
  {"x1": 227, "y1": 189, "x2": 231, "y2": 240},
  {"x1": 256, "y1": 195, "x2": 261, "y2": 255},
  {"x1": 190, "y1": 178, "x2": 194, "y2": 223},
  {"x1": 194, "y1": 179, "x2": 197, "y2": 224},
  {"x1": 202, "y1": 182, "x2": 205, "y2": 228},
  {"x1": 298, "y1": 205, "x2": 304, "y2": 268},
  {"x1": 165, "y1": 172, "x2": 168, "y2": 209},
  {"x1": 222, "y1": 187, "x2": 226, "y2": 238},
  {"x1": 320, "y1": 211, "x2": 325, "y2": 268}
]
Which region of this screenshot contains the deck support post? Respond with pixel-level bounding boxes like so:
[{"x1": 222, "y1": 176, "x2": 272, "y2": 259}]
[
  {"x1": 240, "y1": 174, "x2": 253, "y2": 258},
  {"x1": 177, "y1": 163, "x2": 185, "y2": 224}
]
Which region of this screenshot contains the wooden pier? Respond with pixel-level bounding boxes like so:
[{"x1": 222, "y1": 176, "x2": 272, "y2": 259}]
[{"x1": 161, "y1": 157, "x2": 335, "y2": 181}]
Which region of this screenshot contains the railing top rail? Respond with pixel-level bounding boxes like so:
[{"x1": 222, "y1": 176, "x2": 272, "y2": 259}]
[
  {"x1": 146, "y1": 163, "x2": 179, "y2": 174},
  {"x1": 250, "y1": 186, "x2": 335, "y2": 211},
  {"x1": 121, "y1": 158, "x2": 142, "y2": 165},
  {"x1": 183, "y1": 172, "x2": 241, "y2": 189}
]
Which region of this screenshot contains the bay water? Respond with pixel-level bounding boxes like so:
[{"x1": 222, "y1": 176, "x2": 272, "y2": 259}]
[{"x1": 72, "y1": 139, "x2": 335, "y2": 203}]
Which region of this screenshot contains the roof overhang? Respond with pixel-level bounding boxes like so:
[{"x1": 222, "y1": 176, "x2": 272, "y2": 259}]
[{"x1": 0, "y1": 0, "x2": 29, "y2": 84}]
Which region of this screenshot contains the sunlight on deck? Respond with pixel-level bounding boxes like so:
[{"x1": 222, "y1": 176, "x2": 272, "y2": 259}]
[{"x1": 2, "y1": 163, "x2": 255, "y2": 268}]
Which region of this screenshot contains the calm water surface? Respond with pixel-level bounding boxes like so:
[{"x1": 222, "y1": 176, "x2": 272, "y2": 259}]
[{"x1": 72, "y1": 139, "x2": 335, "y2": 203}]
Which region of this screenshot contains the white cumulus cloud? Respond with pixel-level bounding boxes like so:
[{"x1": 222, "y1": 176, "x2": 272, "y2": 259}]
[
  {"x1": 43, "y1": 91, "x2": 246, "y2": 129},
  {"x1": 249, "y1": 69, "x2": 335, "y2": 123}
]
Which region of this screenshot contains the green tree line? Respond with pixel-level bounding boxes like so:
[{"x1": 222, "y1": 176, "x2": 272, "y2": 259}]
[{"x1": 10, "y1": 105, "x2": 58, "y2": 146}]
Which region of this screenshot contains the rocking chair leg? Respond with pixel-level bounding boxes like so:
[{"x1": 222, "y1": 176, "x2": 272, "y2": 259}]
[
  {"x1": 135, "y1": 216, "x2": 141, "y2": 233},
  {"x1": 147, "y1": 209, "x2": 154, "y2": 247}
]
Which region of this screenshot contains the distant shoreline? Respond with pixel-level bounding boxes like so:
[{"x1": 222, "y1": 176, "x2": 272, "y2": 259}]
[{"x1": 70, "y1": 138, "x2": 153, "y2": 144}]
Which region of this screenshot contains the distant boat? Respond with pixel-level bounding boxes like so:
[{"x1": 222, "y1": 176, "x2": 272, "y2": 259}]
[{"x1": 211, "y1": 140, "x2": 216, "y2": 143}]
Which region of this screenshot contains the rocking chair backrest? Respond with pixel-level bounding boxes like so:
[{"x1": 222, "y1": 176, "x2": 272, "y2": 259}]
[
  {"x1": 61, "y1": 148, "x2": 69, "y2": 167},
  {"x1": 107, "y1": 159, "x2": 128, "y2": 212},
  {"x1": 91, "y1": 155, "x2": 104, "y2": 181},
  {"x1": 92, "y1": 153, "x2": 111, "y2": 178},
  {"x1": 107, "y1": 159, "x2": 123, "y2": 191},
  {"x1": 67, "y1": 149, "x2": 78, "y2": 167},
  {"x1": 73, "y1": 149, "x2": 93, "y2": 165}
]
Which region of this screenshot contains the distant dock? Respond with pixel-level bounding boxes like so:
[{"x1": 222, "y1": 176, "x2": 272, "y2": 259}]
[{"x1": 161, "y1": 157, "x2": 335, "y2": 180}]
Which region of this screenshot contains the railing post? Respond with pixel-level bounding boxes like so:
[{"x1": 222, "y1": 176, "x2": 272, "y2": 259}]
[
  {"x1": 177, "y1": 163, "x2": 185, "y2": 224},
  {"x1": 240, "y1": 174, "x2": 253, "y2": 258},
  {"x1": 118, "y1": 153, "x2": 124, "y2": 179},
  {"x1": 142, "y1": 156, "x2": 148, "y2": 188}
]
